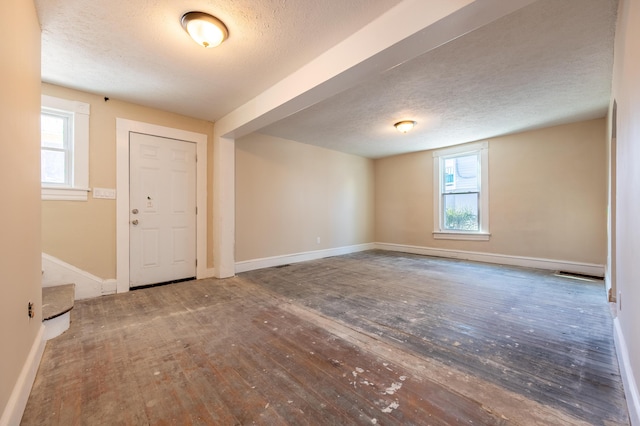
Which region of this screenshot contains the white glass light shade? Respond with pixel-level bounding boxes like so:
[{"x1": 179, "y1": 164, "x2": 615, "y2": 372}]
[
  {"x1": 394, "y1": 120, "x2": 416, "y2": 133},
  {"x1": 181, "y1": 12, "x2": 228, "y2": 48}
]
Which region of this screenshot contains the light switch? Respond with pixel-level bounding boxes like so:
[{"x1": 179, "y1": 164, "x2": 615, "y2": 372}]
[{"x1": 93, "y1": 188, "x2": 117, "y2": 199}]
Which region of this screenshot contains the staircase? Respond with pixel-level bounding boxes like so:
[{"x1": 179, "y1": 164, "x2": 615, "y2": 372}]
[{"x1": 42, "y1": 283, "x2": 75, "y2": 340}]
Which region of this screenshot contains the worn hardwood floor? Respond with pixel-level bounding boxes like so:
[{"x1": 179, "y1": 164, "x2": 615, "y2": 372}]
[{"x1": 22, "y1": 251, "x2": 628, "y2": 425}]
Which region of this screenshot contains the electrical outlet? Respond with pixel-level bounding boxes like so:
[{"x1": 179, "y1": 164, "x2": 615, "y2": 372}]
[{"x1": 316, "y1": 237, "x2": 321, "y2": 244}]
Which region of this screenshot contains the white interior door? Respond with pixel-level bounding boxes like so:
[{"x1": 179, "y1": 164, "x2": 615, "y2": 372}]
[{"x1": 129, "y1": 132, "x2": 197, "y2": 288}]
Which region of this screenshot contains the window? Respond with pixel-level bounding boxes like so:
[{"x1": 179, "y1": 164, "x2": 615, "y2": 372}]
[
  {"x1": 41, "y1": 95, "x2": 90, "y2": 200},
  {"x1": 41, "y1": 110, "x2": 73, "y2": 185},
  {"x1": 433, "y1": 141, "x2": 489, "y2": 240}
]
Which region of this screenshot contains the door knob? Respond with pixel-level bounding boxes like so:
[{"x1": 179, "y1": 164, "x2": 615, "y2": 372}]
[
  {"x1": 132, "y1": 209, "x2": 139, "y2": 214},
  {"x1": 131, "y1": 219, "x2": 139, "y2": 225}
]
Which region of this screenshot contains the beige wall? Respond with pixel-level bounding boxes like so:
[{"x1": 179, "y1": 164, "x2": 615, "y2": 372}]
[
  {"x1": 376, "y1": 118, "x2": 607, "y2": 265},
  {"x1": 41, "y1": 84, "x2": 215, "y2": 278},
  {"x1": 611, "y1": 0, "x2": 640, "y2": 421},
  {"x1": 235, "y1": 133, "x2": 375, "y2": 261},
  {"x1": 0, "y1": 0, "x2": 42, "y2": 418}
]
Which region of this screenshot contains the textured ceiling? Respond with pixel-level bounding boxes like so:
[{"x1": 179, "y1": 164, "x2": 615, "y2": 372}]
[
  {"x1": 260, "y1": 0, "x2": 618, "y2": 158},
  {"x1": 35, "y1": 0, "x2": 403, "y2": 121},
  {"x1": 36, "y1": 0, "x2": 617, "y2": 159}
]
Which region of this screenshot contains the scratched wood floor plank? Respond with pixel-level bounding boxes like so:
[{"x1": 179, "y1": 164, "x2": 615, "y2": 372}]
[
  {"x1": 244, "y1": 250, "x2": 628, "y2": 425},
  {"x1": 22, "y1": 251, "x2": 629, "y2": 425},
  {"x1": 251, "y1": 311, "x2": 506, "y2": 425}
]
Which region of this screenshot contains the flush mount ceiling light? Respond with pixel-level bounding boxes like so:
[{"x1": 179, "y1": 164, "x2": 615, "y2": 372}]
[
  {"x1": 394, "y1": 120, "x2": 417, "y2": 133},
  {"x1": 181, "y1": 11, "x2": 229, "y2": 48}
]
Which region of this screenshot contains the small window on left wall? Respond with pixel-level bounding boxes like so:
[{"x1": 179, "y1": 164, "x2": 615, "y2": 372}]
[{"x1": 41, "y1": 95, "x2": 90, "y2": 201}]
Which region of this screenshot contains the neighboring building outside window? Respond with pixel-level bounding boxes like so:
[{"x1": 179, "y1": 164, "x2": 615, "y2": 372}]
[
  {"x1": 41, "y1": 95, "x2": 90, "y2": 201},
  {"x1": 432, "y1": 141, "x2": 490, "y2": 241}
]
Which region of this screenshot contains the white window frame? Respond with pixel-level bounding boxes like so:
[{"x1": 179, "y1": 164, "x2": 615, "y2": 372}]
[
  {"x1": 433, "y1": 141, "x2": 490, "y2": 241},
  {"x1": 41, "y1": 95, "x2": 90, "y2": 201}
]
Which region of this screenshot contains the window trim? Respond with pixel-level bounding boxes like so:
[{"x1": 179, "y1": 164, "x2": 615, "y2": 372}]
[
  {"x1": 432, "y1": 141, "x2": 490, "y2": 241},
  {"x1": 41, "y1": 95, "x2": 90, "y2": 201}
]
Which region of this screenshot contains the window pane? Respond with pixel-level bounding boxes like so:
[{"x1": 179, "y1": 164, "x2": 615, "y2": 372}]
[
  {"x1": 443, "y1": 193, "x2": 479, "y2": 231},
  {"x1": 443, "y1": 158, "x2": 456, "y2": 190},
  {"x1": 41, "y1": 113, "x2": 66, "y2": 149},
  {"x1": 443, "y1": 154, "x2": 478, "y2": 193},
  {"x1": 41, "y1": 149, "x2": 67, "y2": 184}
]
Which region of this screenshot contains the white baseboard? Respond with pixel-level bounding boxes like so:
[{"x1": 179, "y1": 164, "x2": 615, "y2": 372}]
[
  {"x1": 43, "y1": 311, "x2": 71, "y2": 341},
  {"x1": 235, "y1": 243, "x2": 375, "y2": 273},
  {"x1": 614, "y1": 318, "x2": 640, "y2": 426},
  {"x1": 42, "y1": 253, "x2": 114, "y2": 300},
  {"x1": 374, "y1": 243, "x2": 605, "y2": 277},
  {"x1": 234, "y1": 242, "x2": 604, "y2": 277},
  {"x1": 0, "y1": 325, "x2": 45, "y2": 426},
  {"x1": 101, "y1": 279, "x2": 117, "y2": 296}
]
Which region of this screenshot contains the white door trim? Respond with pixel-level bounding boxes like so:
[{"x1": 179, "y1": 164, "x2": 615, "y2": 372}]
[{"x1": 116, "y1": 118, "x2": 208, "y2": 294}]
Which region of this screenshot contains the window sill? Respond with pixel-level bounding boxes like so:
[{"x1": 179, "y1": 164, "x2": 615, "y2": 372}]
[
  {"x1": 433, "y1": 231, "x2": 491, "y2": 241},
  {"x1": 42, "y1": 187, "x2": 90, "y2": 201}
]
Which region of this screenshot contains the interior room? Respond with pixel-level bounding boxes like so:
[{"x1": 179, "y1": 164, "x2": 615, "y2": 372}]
[{"x1": 2, "y1": 0, "x2": 639, "y2": 424}]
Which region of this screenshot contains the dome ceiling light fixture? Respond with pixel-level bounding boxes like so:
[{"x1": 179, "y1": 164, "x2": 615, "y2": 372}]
[
  {"x1": 181, "y1": 11, "x2": 229, "y2": 48},
  {"x1": 394, "y1": 120, "x2": 417, "y2": 133}
]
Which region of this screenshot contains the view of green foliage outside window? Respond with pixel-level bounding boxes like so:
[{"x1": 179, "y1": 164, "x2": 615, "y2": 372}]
[{"x1": 445, "y1": 206, "x2": 478, "y2": 230}]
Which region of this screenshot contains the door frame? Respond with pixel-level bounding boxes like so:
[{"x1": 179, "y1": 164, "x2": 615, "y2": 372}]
[{"x1": 116, "y1": 118, "x2": 208, "y2": 293}]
